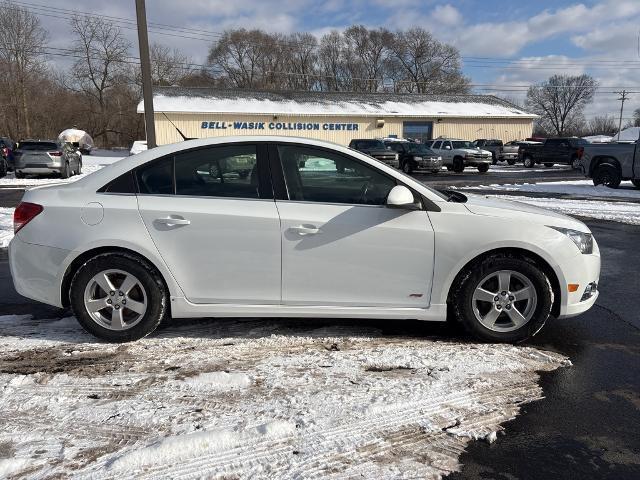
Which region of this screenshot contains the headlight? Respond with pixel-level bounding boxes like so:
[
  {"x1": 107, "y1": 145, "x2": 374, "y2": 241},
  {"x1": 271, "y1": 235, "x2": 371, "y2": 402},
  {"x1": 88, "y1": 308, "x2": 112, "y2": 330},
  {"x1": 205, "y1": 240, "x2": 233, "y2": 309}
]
[
  {"x1": 549, "y1": 226, "x2": 593, "y2": 254},
  {"x1": 413, "y1": 156, "x2": 423, "y2": 161}
]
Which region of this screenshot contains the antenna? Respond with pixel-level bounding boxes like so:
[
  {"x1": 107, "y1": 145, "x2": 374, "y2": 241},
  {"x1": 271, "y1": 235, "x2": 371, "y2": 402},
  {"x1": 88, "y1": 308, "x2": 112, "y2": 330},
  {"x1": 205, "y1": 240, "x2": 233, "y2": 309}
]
[{"x1": 162, "y1": 113, "x2": 195, "y2": 141}]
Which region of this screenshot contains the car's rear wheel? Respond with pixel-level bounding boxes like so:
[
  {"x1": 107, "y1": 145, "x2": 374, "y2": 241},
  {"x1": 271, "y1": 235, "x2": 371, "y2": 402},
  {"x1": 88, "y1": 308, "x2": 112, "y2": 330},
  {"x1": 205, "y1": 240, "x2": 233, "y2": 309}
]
[
  {"x1": 451, "y1": 255, "x2": 553, "y2": 343},
  {"x1": 76, "y1": 160, "x2": 82, "y2": 175},
  {"x1": 477, "y1": 164, "x2": 489, "y2": 173},
  {"x1": 523, "y1": 156, "x2": 535, "y2": 168},
  {"x1": 453, "y1": 157, "x2": 465, "y2": 173},
  {"x1": 15, "y1": 171, "x2": 25, "y2": 179},
  {"x1": 592, "y1": 163, "x2": 621, "y2": 188},
  {"x1": 0, "y1": 158, "x2": 7, "y2": 178},
  {"x1": 632, "y1": 179, "x2": 640, "y2": 189},
  {"x1": 70, "y1": 253, "x2": 168, "y2": 342}
]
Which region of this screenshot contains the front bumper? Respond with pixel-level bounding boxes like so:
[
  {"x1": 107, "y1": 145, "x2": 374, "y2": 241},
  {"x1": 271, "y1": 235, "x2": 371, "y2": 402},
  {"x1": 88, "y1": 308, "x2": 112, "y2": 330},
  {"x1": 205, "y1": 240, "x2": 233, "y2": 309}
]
[
  {"x1": 9, "y1": 235, "x2": 70, "y2": 308},
  {"x1": 464, "y1": 158, "x2": 492, "y2": 166},
  {"x1": 374, "y1": 157, "x2": 400, "y2": 168},
  {"x1": 556, "y1": 240, "x2": 601, "y2": 319},
  {"x1": 415, "y1": 158, "x2": 443, "y2": 170}
]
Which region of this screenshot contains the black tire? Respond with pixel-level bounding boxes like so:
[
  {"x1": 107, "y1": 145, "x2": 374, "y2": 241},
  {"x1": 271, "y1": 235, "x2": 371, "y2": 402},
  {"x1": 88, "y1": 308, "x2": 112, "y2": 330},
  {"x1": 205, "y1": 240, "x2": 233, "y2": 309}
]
[
  {"x1": 431, "y1": 169, "x2": 440, "y2": 174},
  {"x1": 571, "y1": 156, "x2": 581, "y2": 169},
  {"x1": 401, "y1": 161, "x2": 413, "y2": 175},
  {"x1": 544, "y1": 163, "x2": 554, "y2": 168},
  {"x1": 491, "y1": 153, "x2": 497, "y2": 165},
  {"x1": 15, "y1": 171, "x2": 25, "y2": 179},
  {"x1": 453, "y1": 157, "x2": 465, "y2": 173},
  {"x1": 523, "y1": 156, "x2": 535, "y2": 168},
  {"x1": 477, "y1": 163, "x2": 489, "y2": 173},
  {"x1": 592, "y1": 163, "x2": 621, "y2": 189},
  {"x1": 0, "y1": 158, "x2": 7, "y2": 178},
  {"x1": 445, "y1": 165, "x2": 453, "y2": 171},
  {"x1": 632, "y1": 179, "x2": 640, "y2": 189},
  {"x1": 507, "y1": 158, "x2": 516, "y2": 166},
  {"x1": 451, "y1": 255, "x2": 553, "y2": 343},
  {"x1": 76, "y1": 160, "x2": 82, "y2": 175},
  {"x1": 69, "y1": 252, "x2": 168, "y2": 342},
  {"x1": 60, "y1": 162, "x2": 71, "y2": 179}
]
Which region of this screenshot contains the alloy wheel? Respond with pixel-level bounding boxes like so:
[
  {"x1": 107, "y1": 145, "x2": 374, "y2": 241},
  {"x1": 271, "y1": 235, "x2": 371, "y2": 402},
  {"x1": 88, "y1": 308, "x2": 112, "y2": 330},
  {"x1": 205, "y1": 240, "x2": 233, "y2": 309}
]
[
  {"x1": 83, "y1": 269, "x2": 148, "y2": 330},
  {"x1": 471, "y1": 270, "x2": 537, "y2": 332}
]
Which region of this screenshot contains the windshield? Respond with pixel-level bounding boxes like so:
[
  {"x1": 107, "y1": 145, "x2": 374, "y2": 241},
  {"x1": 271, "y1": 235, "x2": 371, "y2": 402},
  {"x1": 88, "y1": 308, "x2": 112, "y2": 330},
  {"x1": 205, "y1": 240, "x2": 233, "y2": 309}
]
[
  {"x1": 451, "y1": 141, "x2": 475, "y2": 149},
  {"x1": 407, "y1": 144, "x2": 434, "y2": 155},
  {"x1": 358, "y1": 140, "x2": 387, "y2": 149},
  {"x1": 18, "y1": 142, "x2": 58, "y2": 151}
]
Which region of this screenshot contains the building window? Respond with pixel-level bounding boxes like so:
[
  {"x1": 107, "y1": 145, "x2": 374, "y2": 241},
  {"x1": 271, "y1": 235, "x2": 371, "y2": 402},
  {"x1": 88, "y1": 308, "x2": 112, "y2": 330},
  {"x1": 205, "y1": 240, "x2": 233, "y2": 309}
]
[{"x1": 403, "y1": 121, "x2": 433, "y2": 143}]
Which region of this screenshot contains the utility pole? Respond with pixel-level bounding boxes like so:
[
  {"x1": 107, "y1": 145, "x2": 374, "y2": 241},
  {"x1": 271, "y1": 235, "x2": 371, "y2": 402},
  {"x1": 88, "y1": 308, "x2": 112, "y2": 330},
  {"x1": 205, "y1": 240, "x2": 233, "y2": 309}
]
[
  {"x1": 615, "y1": 90, "x2": 629, "y2": 142},
  {"x1": 135, "y1": 0, "x2": 156, "y2": 149}
]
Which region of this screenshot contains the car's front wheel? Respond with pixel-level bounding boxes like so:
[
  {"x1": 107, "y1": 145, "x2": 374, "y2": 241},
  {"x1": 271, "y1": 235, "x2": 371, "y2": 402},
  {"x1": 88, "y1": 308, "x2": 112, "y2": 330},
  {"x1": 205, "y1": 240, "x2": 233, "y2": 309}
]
[
  {"x1": 402, "y1": 161, "x2": 413, "y2": 174},
  {"x1": 632, "y1": 179, "x2": 640, "y2": 189},
  {"x1": 451, "y1": 255, "x2": 553, "y2": 343},
  {"x1": 592, "y1": 163, "x2": 621, "y2": 188},
  {"x1": 523, "y1": 156, "x2": 535, "y2": 168},
  {"x1": 477, "y1": 164, "x2": 489, "y2": 173},
  {"x1": 60, "y1": 161, "x2": 71, "y2": 179},
  {"x1": 453, "y1": 157, "x2": 465, "y2": 173},
  {"x1": 0, "y1": 158, "x2": 7, "y2": 178},
  {"x1": 70, "y1": 253, "x2": 168, "y2": 342}
]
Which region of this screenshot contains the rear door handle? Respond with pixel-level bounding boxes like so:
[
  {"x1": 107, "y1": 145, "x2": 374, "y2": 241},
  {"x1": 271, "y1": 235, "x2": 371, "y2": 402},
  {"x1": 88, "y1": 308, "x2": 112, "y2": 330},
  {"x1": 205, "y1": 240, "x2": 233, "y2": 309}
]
[
  {"x1": 290, "y1": 225, "x2": 320, "y2": 236},
  {"x1": 155, "y1": 216, "x2": 191, "y2": 226}
]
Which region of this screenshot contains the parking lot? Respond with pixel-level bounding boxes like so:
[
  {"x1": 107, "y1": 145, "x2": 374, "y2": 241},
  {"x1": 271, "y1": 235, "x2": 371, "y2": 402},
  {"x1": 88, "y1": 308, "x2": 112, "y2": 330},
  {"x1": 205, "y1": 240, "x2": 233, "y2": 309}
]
[{"x1": 1, "y1": 158, "x2": 639, "y2": 479}]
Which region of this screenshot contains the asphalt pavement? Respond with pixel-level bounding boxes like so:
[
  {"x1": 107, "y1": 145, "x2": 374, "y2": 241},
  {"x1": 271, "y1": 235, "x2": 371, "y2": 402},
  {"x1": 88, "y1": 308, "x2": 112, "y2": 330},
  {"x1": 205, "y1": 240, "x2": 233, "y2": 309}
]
[{"x1": 1, "y1": 165, "x2": 638, "y2": 478}]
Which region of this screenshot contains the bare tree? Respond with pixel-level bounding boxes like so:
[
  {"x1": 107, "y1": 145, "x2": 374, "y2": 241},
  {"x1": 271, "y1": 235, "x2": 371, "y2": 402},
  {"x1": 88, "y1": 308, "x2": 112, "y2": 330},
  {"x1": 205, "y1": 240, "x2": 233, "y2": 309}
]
[
  {"x1": 526, "y1": 74, "x2": 598, "y2": 136},
  {"x1": 69, "y1": 15, "x2": 133, "y2": 145},
  {"x1": 281, "y1": 33, "x2": 318, "y2": 90},
  {"x1": 387, "y1": 28, "x2": 469, "y2": 94},
  {"x1": 149, "y1": 43, "x2": 195, "y2": 86},
  {"x1": 343, "y1": 25, "x2": 392, "y2": 92},
  {"x1": 586, "y1": 115, "x2": 618, "y2": 136},
  {"x1": 318, "y1": 30, "x2": 346, "y2": 91},
  {"x1": 0, "y1": 1, "x2": 48, "y2": 138}
]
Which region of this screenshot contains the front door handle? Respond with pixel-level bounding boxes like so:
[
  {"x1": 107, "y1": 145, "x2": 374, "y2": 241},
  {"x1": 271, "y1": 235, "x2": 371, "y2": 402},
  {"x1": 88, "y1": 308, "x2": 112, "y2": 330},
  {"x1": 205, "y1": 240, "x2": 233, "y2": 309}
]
[
  {"x1": 155, "y1": 216, "x2": 191, "y2": 227},
  {"x1": 290, "y1": 225, "x2": 320, "y2": 236}
]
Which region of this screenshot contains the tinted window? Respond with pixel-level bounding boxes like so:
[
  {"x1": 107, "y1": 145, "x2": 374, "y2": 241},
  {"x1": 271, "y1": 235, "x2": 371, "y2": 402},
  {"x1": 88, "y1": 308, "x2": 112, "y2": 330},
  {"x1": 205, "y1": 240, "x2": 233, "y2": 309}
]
[
  {"x1": 101, "y1": 171, "x2": 137, "y2": 193},
  {"x1": 545, "y1": 138, "x2": 561, "y2": 145},
  {"x1": 19, "y1": 142, "x2": 58, "y2": 151},
  {"x1": 355, "y1": 140, "x2": 387, "y2": 150},
  {"x1": 487, "y1": 140, "x2": 503, "y2": 146},
  {"x1": 386, "y1": 142, "x2": 405, "y2": 153},
  {"x1": 136, "y1": 157, "x2": 174, "y2": 195},
  {"x1": 432, "y1": 141, "x2": 442, "y2": 149},
  {"x1": 278, "y1": 145, "x2": 395, "y2": 205},
  {"x1": 174, "y1": 145, "x2": 260, "y2": 199},
  {"x1": 407, "y1": 144, "x2": 434, "y2": 155},
  {"x1": 451, "y1": 141, "x2": 474, "y2": 149}
]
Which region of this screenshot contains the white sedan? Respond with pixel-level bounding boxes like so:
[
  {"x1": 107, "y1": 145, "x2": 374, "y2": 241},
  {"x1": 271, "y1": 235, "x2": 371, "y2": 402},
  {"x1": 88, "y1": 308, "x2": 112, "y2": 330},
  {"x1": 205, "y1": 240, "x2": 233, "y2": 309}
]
[{"x1": 9, "y1": 136, "x2": 600, "y2": 343}]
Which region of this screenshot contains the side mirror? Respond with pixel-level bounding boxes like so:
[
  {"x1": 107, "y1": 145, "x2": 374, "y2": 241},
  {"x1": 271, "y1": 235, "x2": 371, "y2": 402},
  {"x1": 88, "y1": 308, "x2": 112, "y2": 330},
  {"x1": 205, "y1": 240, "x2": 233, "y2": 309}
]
[
  {"x1": 387, "y1": 185, "x2": 419, "y2": 209},
  {"x1": 444, "y1": 145, "x2": 451, "y2": 150}
]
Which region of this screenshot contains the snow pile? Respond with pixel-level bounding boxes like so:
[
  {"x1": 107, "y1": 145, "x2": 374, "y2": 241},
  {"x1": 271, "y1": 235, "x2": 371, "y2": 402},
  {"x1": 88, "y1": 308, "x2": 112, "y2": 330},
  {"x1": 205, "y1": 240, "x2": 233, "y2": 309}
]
[
  {"x1": 615, "y1": 126, "x2": 640, "y2": 142},
  {"x1": 486, "y1": 195, "x2": 640, "y2": 225},
  {"x1": 0, "y1": 314, "x2": 569, "y2": 479},
  {"x1": 0, "y1": 208, "x2": 13, "y2": 248},
  {"x1": 461, "y1": 179, "x2": 640, "y2": 200},
  {"x1": 582, "y1": 135, "x2": 613, "y2": 143}
]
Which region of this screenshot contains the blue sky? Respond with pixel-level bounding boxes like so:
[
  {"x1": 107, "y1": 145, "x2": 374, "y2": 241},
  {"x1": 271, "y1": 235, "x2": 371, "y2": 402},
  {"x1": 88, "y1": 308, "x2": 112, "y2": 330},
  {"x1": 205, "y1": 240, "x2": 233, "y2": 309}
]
[{"x1": 37, "y1": 0, "x2": 640, "y2": 118}]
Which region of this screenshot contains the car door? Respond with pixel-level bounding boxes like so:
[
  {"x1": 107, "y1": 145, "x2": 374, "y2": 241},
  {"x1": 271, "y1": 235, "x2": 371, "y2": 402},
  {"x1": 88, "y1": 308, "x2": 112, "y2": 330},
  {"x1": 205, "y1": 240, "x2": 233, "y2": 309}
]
[
  {"x1": 272, "y1": 143, "x2": 435, "y2": 308},
  {"x1": 136, "y1": 143, "x2": 282, "y2": 304}
]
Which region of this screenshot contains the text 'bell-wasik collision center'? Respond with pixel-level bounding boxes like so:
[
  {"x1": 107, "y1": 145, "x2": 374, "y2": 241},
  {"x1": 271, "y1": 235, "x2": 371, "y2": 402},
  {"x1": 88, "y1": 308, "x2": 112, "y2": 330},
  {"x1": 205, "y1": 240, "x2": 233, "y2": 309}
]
[{"x1": 138, "y1": 88, "x2": 537, "y2": 146}]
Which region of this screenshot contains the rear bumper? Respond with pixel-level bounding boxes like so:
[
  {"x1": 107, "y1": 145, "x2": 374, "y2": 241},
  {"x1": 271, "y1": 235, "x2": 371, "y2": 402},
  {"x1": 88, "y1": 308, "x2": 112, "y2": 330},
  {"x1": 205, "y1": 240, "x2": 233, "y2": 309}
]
[
  {"x1": 15, "y1": 165, "x2": 63, "y2": 175},
  {"x1": 9, "y1": 235, "x2": 69, "y2": 308}
]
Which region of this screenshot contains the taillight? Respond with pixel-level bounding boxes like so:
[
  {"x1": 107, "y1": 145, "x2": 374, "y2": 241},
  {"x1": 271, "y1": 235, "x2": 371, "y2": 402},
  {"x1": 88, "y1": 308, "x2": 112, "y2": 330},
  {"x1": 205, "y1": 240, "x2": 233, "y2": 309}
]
[
  {"x1": 577, "y1": 147, "x2": 584, "y2": 159},
  {"x1": 1, "y1": 147, "x2": 7, "y2": 157},
  {"x1": 14, "y1": 202, "x2": 43, "y2": 233},
  {"x1": 48, "y1": 151, "x2": 63, "y2": 157}
]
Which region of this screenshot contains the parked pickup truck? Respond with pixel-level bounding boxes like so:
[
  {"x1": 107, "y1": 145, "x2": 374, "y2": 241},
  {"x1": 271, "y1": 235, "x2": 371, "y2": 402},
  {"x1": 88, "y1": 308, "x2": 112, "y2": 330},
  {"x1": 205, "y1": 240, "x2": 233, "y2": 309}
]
[
  {"x1": 579, "y1": 138, "x2": 640, "y2": 189},
  {"x1": 473, "y1": 139, "x2": 519, "y2": 165},
  {"x1": 348, "y1": 139, "x2": 399, "y2": 168},
  {"x1": 430, "y1": 138, "x2": 492, "y2": 173},
  {"x1": 518, "y1": 137, "x2": 587, "y2": 168}
]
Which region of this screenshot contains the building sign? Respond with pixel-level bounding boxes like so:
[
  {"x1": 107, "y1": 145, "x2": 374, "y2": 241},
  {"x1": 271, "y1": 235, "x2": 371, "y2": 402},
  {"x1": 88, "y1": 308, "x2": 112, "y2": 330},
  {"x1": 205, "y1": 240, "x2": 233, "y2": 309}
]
[{"x1": 201, "y1": 121, "x2": 359, "y2": 131}]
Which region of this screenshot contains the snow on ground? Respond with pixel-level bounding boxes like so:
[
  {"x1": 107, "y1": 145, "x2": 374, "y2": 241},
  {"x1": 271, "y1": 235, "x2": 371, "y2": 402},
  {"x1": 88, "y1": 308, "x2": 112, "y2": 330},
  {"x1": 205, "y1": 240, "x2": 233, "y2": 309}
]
[
  {"x1": 0, "y1": 315, "x2": 569, "y2": 479},
  {"x1": 486, "y1": 195, "x2": 640, "y2": 225},
  {"x1": 488, "y1": 164, "x2": 572, "y2": 174},
  {"x1": 0, "y1": 208, "x2": 13, "y2": 248},
  {"x1": 461, "y1": 179, "x2": 640, "y2": 200},
  {"x1": 0, "y1": 150, "x2": 124, "y2": 187}
]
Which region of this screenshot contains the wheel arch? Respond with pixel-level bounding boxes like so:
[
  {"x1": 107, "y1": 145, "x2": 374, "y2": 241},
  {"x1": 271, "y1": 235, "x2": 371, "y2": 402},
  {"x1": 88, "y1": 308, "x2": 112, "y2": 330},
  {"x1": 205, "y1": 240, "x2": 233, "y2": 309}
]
[
  {"x1": 445, "y1": 247, "x2": 562, "y2": 318},
  {"x1": 589, "y1": 156, "x2": 620, "y2": 177},
  {"x1": 61, "y1": 246, "x2": 173, "y2": 310}
]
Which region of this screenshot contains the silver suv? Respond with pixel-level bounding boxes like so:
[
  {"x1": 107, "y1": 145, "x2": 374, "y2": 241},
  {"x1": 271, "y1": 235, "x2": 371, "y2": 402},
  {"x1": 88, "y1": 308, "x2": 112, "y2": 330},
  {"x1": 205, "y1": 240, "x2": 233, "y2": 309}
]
[
  {"x1": 13, "y1": 140, "x2": 82, "y2": 179},
  {"x1": 431, "y1": 138, "x2": 492, "y2": 173}
]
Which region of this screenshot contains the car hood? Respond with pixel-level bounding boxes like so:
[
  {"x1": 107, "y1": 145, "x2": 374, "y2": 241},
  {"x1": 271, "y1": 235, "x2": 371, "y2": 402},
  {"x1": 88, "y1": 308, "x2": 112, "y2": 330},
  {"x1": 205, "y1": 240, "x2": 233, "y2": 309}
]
[
  {"x1": 459, "y1": 148, "x2": 490, "y2": 155},
  {"x1": 462, "y1": 193, "x2": 589, "y2": 231}
]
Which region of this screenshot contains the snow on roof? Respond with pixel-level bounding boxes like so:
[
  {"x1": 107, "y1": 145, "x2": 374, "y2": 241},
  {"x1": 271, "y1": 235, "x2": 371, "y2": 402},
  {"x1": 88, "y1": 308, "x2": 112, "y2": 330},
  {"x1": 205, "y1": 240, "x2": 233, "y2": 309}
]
[{"x1": 138, "y1": 87, "x2": 537, "y2": 119}]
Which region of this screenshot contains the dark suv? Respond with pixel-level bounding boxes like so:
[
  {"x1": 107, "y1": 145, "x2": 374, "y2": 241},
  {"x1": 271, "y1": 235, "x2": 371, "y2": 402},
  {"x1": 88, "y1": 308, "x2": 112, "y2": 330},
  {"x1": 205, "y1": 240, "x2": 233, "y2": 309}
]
[
  {"x1": 348, "y1": 139, "x2": 399, "y2": 168},
  {"x1": 383, "y1": 139, "x2": 443, "y2": 174}
]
